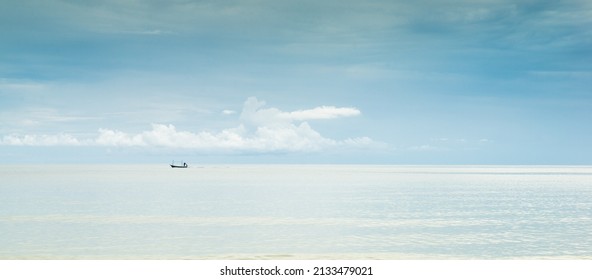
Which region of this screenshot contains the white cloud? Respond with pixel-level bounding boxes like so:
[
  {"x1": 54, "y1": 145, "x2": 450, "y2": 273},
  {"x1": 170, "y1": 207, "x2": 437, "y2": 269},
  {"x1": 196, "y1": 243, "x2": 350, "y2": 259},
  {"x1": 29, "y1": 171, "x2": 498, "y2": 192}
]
[
  {"x1": 280, "y1": 106, "x2": 360, "y2": 121},
  {"x1": 95, "y1": 124, "x2": 248, "y2": 150},
  {"x1": 1, "y1": 133, "x2": 83, "y2": 146},
  {"x1": 1, "y1": 97, "x2": 380, "y2": 153},
  {"x1": 240, "y1": 97, "x2": 360, "y2": 127}
]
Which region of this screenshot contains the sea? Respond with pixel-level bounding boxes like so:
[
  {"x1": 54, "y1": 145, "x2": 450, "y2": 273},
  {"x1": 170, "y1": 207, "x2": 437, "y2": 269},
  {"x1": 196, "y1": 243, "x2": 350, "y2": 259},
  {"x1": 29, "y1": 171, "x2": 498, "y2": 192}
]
[{"x1": 1, "y1": 165, "x2": 591, "y2": 259}]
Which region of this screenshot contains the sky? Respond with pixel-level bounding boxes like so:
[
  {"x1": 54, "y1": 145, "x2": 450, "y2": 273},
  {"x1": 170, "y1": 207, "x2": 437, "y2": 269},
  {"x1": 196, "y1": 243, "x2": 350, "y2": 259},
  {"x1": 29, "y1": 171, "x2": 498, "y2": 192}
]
[{"x1": 0, "y1": 0, "x2": 591, "y2": 164}]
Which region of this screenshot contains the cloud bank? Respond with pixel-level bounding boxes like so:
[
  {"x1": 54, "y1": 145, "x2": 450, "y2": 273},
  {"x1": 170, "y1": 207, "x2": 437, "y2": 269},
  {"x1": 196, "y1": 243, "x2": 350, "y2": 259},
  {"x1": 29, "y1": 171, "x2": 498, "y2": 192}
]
[{"x1": 1, "y1": 97, "x2": 379, "y2": 153}]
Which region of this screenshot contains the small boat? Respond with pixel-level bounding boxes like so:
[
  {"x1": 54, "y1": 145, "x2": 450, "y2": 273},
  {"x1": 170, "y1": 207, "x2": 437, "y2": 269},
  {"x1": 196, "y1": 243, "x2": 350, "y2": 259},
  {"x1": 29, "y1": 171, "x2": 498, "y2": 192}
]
[{"x1": 170, "y1": 161, "x2": 188, "y2": 168}]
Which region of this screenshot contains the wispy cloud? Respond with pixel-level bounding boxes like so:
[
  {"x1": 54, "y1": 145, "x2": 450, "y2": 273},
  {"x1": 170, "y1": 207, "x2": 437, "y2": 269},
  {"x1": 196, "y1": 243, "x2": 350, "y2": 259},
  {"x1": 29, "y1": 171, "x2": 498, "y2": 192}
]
[
  {"x1": 0, "y1": 108, "x2": 99, "y2": 129},
  {"x1": 0, "y1": 97, "x2": 380, "y2": 153},
  {"x1": 280, "y1": 106, "x2": 360, "y2": 121},
  {"x1": 240, "y1": 97, "x2": 360, "y2": 126},
  {"x1": 0, "y1": 79, "x2": 47, "y2": 91},
  {"x1": 408, "y1": 137, "x2": 494, "y2": 152}
]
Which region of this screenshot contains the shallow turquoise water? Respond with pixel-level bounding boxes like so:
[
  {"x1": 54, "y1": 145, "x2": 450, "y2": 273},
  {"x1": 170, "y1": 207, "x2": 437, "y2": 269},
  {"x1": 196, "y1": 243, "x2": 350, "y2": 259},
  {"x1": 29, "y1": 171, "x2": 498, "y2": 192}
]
[{"x1": 1, "y1": 165, "x2": 591, "y2": 259}]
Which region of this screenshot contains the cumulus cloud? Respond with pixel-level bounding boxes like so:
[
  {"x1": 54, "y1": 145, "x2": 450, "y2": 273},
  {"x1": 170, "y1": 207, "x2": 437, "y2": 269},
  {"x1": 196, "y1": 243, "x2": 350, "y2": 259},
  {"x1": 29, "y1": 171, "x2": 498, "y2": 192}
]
[
  {"x1": 0, "y1": 97, "x2": 380, "y2": 153},
  {"x1": 95, "y1": 124, "x2": 248, "y2": 150},
  {"x1": 1, "y1": 133, "x2": 84, "y2": 146}
]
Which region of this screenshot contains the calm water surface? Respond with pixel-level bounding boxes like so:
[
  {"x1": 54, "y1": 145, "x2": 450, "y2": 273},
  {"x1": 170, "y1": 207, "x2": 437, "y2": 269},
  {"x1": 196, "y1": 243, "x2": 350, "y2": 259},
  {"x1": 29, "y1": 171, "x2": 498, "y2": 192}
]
[{"x1": 1, "y1": 165, "x2": 591, "y2": 259}]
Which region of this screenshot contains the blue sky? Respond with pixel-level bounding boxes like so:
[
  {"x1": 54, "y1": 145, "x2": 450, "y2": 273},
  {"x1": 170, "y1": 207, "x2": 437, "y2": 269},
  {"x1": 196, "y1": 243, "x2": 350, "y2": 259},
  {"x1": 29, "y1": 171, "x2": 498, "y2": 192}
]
[{"x1": 1, "y1": 0, "x2": 591, "y2": 164}]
